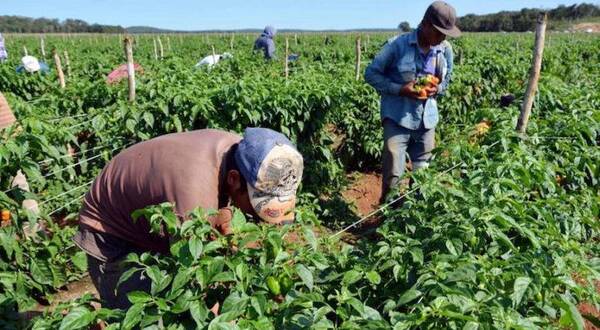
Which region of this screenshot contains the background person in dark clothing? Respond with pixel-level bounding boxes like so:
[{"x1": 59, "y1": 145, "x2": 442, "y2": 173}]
[{"x1": 254, "y1": 26, "x2": 277, "y2": 60}]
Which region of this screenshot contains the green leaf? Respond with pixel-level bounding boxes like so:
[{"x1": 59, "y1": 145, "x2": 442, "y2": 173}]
[
  {"x1": 231, "y1": 209, "x2": 246, "y2": 231},
  {"x1": 30, "y1": 259, "x2": 52, "y2": 286},
  {"x1": 71, "y1": 251, "x2": 88, "y2": 272},
  {"x1": 189, "y1": 237, "x2": 203, "y2": 260},
  {"x1": 221, "y1": 291, "x2": 249, "y2": 318},
  {"x1": 397, "y1": 289, "x2": 422, "y2": 306},
  {"x1": 342, "y1": 270, "x2": 362, "y2": 286},
  {"x1": 116, "y1": 267, "x2": 141, "y2": 292},
  {"x1": 303, "y1": 227, "x2": 318, "y2": 250},
  {"x1": 59, "y1": 306, "x2": 95, "y2": 330},
  {"x1": 446, "y1": 240, "x2": 458, "y2": 256},
  {"x1": 463, "y1": 321, "x2": 479, "y2": 330},
  {"x1": 296, "y1": 264, "x2": 314, "y2": 291},
  {"x1": 557, "y1": 295, "x2": 585, "y2": 330},
  {"x1": 122, "y1": 303, "x2": 144, "y2": 330},
  {"x1": 143, "y1": 112, "x2": 154, "y2": 127},
  {"x1": 366, "y1": 271, "x2": 381, "y2": 285},
  {"x1": 125, "y1": 118, "x2": 137, "y2": 133},
  {"x1": 127, "y1": 291, "x2": 152, "y2": 304},
  {"x1": 190, "y1": 300, "x2": 209, "y2": 329},
  {"x1": 173, "y1": 116, "x2": 183, "y2": 132},
  {"x1": 171, "y1": 268, "x2": 192, "y2": 293},
  {"x1": 511, "y1": 276, "x2": 532, "y2": 308}
]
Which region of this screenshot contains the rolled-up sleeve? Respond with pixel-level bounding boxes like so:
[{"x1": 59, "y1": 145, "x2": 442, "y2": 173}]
[
  {"x1": 437, "y1": 45, "x2": 454, "y2": 96},
  {"x1": 365, "y1": 43, "x2": 402, "y2": 96}
]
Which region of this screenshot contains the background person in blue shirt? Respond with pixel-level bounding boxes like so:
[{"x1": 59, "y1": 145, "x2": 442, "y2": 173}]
[
  {"x1": 365, "y1": 1, "x2": 461, "y2": 203},
  {"x1": 254, "y1": 26, "x2": 277, "y2": 60},
  {"x1": 0, "y1": 33, "x2": 7, "y2": 62}
]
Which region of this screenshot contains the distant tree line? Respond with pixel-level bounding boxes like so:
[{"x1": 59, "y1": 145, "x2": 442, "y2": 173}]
[
  {"x1": 0, "y1": 16, "x2": 125, "y2": 33},
  {"x1": 458, "y1": 3, "x2": 600, "y2": 32}
]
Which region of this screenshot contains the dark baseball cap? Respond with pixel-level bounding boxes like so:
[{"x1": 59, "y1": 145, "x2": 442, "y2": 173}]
[{"x1": 424, "y1": 1, "x2": 462, "y2": 38}]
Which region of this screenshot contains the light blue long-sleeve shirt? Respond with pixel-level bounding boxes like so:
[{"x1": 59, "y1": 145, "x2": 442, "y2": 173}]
[{"x1": 365, "y1": 30, "x2": 454, "y2": 130}]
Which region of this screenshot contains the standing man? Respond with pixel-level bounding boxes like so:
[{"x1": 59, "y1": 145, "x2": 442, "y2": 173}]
[
  {"x1": 0, "y1": 33, "x2": 8, "y2": 62},
  {"x1": 73, "y1": 127, "x2": 304, "y2": 309},
  {"x1": 254, "y1": 26, "x2": 277, "y2": 60},
  {"x1": 365, "y1": 1, "x2": 461, "y2": 202}
]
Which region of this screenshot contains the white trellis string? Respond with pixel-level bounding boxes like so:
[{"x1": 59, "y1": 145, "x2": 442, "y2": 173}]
[
  {"x1": 39, "y1": 180, "x2": 94, "y2": 206},
  {"x1": 332, "y1": 140, "x2": 502, "y2": 238},
  {"x1": 47, "y1": 192, "x2": 87, "y2": 216}
]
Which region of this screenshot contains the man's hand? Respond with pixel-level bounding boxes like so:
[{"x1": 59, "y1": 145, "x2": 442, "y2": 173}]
[
  {"x1": 400, "y1": 81, "x2": 437, "y2": 100},
  {"x1": 399, "y1": 81, "x2": 421, "y2": 99},
  {"x1": 424, "y1": 85, "x2": 438, "y2": 98},
  {"x1": 208, "y1": 208, "x2": 233, "y2": 236}
]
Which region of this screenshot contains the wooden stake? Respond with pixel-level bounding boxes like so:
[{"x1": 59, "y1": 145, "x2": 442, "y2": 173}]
[
  {"x1": 124, "y1": 36, "x2": 136, "y2": 102},
  {"x1": 355, "y1": 37, "x2": 362, "y2": 81},
  {"x1": 294, "y1": 34, "x2": 298, "y2": 46},
  {"x1": 23, "y1": 46, "x2": 28, "y2": 56},
  {"x1": 40, "y1": 37, "x2": 46, "y2": 59},
  {"x1": 157, "y1": 37, "x2": 164, "y2": 59},
  {"x1": 52, "y1": 49, "x2": 66, "y2": 89},
  {"x1": 285, "y1": 37, "x2": 289, "y2": 79},
  {"x1": 63, "y1": 50, "x2": 71, "y2": 77},
  {"x1": 153, "y1": 38, "x2": 158, "y2": 60},
  {"x1": 212, "y1": 45, "x2": 217, "y2": 62},
  {"x1": 230, "y1": 34, "x2": 234, "y2": 50},
  {"x1": 516, "y1": 13, "x2": 547, "y2": 135}
]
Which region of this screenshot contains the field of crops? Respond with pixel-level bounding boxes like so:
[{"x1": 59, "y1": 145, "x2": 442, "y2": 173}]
[{"x1": 0, "y1": 32, "x2": 598, "y2": 329}]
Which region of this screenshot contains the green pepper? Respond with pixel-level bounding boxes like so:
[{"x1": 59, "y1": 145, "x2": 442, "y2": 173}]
[
  {"x1": 266, "y1": 276, "x2": 281, "y2": 295},
  {"x1": 279, "y1": 275, "x2": 293, "y2": 294}
]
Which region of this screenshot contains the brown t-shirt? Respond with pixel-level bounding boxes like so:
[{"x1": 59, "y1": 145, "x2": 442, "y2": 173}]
[
  {"x1": 76, "y1": 129, "x2": 241, "y2": 256},
  {"x1": 0, "y1": 92, "x2": 16, "y2": 130}
]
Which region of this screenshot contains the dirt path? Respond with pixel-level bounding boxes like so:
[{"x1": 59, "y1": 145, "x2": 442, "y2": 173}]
[
  {"x1": 21, "y1": 275, "x2": 98, "y2": 320},
  {"x1": 579, "y1": 280, "x2": 600, "y2": 330},
  {"x1": 341, "y1": 172, "x2": 382, "y2": 218}
]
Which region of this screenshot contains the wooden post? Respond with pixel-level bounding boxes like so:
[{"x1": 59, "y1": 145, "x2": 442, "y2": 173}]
[
  {"x1": 211, "y1": 45, "x2": 216, "y2": 62},
  {"x1": 23, "y1": 46, "x2": 28, "y2": 56},
  {"x1": 363, "y1": 36, "x2": 368, "y2": 53},
  {"x1": 52, "y1": 49, "x2": 66, "y2": 89},
  {"x1": 285, "y1": 37, "x2": 289, "y2": 79},
  {"x1": 157, "y1": 37, "x2": 164, "y2": 59},
  {"x1": 40, "y1": 37, "x2": 46, "y2": 59},
  {"x1": 516, "y1": 13, "x2": 547, "y2": 134},
  {"x1": 294, "y1": 33, "x2": 298, "y2": 46},
  {"x1": 355, "y1": 36, "x2": 362, "y2": 81},
  {"x1": 63, "y1": 51, "x2": 71, "y2": 77},
  {"x1": 230, "y1": 34, "x2": 234, "y2": 50},
  {"x1": 153, "y1": 38, "x2": 158, "y2": 60},
  {"x1": 124, "y1": 36, "x2": 136, "y2": 102}
]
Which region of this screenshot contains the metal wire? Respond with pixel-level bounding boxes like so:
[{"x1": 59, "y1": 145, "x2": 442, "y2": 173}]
[
  {"x1": 62, "y1": 118, "x2": 95, "y2": 130},
  {"x1": 39, "y1": 180, "x2": 94, "y2": 206},
  {"x1": 38, "y1": 140, "x2": 123, "y2": 165},
  {"x1": 47, "y1": 114, "x2": 88, "y2": 122},
  {"x1": 42, "y1": 146, "x2": 117, "y2": 179},
  {"x1": 47, "y1": 192, "x2": 86, "y2": 216},
  {"x1": 2, "y1": 141, "x2": 134, "y2": 195},
  {"x1": 331, "y1": 140, "x2": 501, "y2": 238}
]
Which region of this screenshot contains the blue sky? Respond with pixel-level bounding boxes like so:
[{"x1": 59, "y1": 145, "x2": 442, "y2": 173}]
[{"x1": 0, "y1": 1, "x2": 594, "y2": 30}]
